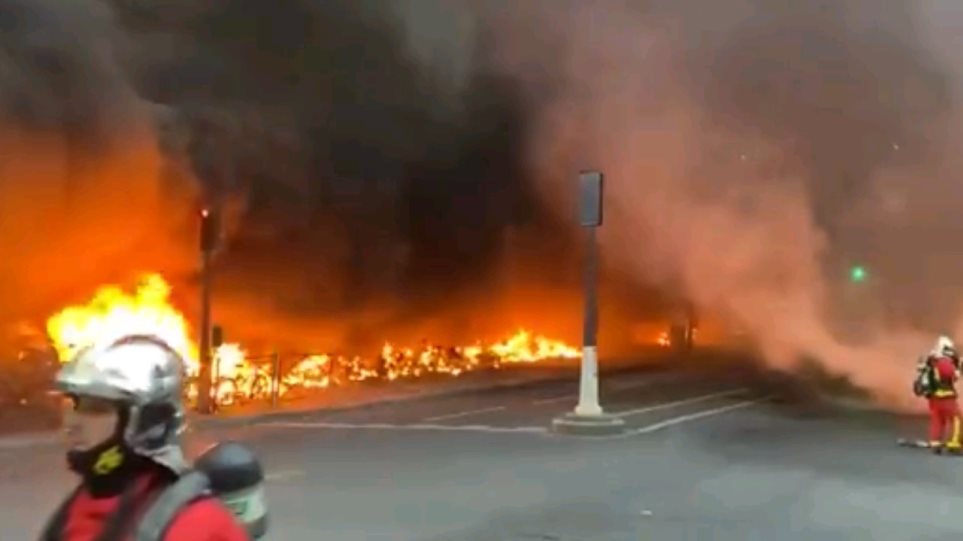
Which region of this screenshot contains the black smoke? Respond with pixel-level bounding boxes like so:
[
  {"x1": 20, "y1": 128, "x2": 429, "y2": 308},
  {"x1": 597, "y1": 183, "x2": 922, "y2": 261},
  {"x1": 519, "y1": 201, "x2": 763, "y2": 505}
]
[
  {"x1": 0, "y1": 0, "x2": 583, "y2": 353},
  {"x1": 0, "y1": 0, "x2": 137, "y2": 145},
  {"x1": 12, "y1": 0, "x2": 957, "y2": 375},
  {"x1": 105, "y1": 0, "x2": 567, "y2": 324}
]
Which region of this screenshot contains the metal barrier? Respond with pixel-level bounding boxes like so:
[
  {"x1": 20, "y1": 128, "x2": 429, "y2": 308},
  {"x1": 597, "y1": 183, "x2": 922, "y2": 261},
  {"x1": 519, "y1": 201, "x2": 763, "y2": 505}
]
[
  {"x1": 270, "y1": 352, "x2": 280, "y2": 409},
  {"x1": 195, "y1": 345, "x2": 512, "y2": 411}
]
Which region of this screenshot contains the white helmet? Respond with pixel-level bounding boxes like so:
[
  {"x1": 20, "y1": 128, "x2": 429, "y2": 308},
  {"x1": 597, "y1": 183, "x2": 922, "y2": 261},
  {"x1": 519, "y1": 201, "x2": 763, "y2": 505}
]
[
  {"x1": 931, "y1": 335, "x2": 957, "y2": 358},
  {"x1": 55, "y1": 334, "x2": 189, "y2": 473}
]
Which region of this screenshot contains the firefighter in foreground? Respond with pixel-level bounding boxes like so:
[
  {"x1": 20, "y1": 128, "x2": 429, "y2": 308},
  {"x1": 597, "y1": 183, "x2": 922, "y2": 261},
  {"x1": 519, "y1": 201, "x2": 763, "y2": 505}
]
[
  {"x1": 38, "y1": 334, "x2": 251, "y2": 540},
  {"x1": 914, "y1": 336, "x2": 962, "y2": 453}
]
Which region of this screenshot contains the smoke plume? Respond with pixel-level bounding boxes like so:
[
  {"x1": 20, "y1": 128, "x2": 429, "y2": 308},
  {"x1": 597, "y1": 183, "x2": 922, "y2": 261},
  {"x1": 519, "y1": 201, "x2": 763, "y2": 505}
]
[
  {"x1": 468, "y1": 0, "x2": 963, "y2": 409},
  {"x1": 0, "y1": 0, "x2": 633, "y2": 357},
  {"x1": 113, "y1": 0, "x2": 599, "y2": 351},
  {"x1": 6, "y1": 0, "x2": 961, "y2": 409},
  {"x1": 0, "y1": 0, "x2": 196, "y2": 335}
]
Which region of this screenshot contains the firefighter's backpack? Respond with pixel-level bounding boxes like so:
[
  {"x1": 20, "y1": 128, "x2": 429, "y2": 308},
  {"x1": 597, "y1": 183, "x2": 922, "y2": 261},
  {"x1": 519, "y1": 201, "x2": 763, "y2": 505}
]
[
  {"x1": 39, "y1": 442, "x2": 268, "y2": 541},
  {"x1": 913, "y1": 357, "x2": 936, "y2": 397}
]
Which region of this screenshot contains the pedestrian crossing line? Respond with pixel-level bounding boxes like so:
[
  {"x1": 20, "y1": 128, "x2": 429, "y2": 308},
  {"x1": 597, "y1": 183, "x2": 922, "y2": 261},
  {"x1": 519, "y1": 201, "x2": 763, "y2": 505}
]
[
  {"x1": 552, "y1": 396, "x2": 769, "y2": 441},
  {"x1": 264, "y1": 420, "x2": 548, "y2": 434},
  {"x1": 611, "y1": 388, "x2": 749, "y2": 418},
  {"x1": 624, "y1": 396, "x2": 770, "y2": 436}
]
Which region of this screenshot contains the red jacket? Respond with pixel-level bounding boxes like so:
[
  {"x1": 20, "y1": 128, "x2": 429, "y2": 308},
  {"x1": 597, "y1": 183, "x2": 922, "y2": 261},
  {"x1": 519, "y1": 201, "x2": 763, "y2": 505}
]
[
  {"x1": 930, "y1": 356, "x2": 958, "y2": 399},
  {"x1": 59, "y1": 473, "x2": 248, "y2": 540}
]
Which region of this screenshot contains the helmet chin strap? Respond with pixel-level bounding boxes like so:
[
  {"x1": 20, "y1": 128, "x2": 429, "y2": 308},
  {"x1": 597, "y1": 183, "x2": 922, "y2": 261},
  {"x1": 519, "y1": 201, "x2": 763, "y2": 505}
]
[
  {"x1": 67, "y1": 437, "x2": 125, "y2": 474},
  {"x1": 67, "y1": 406, "x2": 154, "y2": 497}
]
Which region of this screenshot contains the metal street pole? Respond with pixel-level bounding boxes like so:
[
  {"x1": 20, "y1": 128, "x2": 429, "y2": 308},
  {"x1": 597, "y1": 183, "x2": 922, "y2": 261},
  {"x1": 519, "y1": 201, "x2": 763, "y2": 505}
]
[
  {"x1": 575, "y1": 170, "x2": 604, "y2": 417},
  {"x1": 196, "y1": 208, "x2": 217, "y2": 414},
  {"x1": 551, "y1": 169, "x2": 624, "y2": 435}
]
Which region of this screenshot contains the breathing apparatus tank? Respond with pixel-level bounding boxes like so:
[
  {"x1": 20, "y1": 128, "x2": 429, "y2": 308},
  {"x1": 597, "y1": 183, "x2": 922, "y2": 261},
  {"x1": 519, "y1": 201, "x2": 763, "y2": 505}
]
[{"x1": 195, "y1": 441, "x2": 269, "y2": 539}]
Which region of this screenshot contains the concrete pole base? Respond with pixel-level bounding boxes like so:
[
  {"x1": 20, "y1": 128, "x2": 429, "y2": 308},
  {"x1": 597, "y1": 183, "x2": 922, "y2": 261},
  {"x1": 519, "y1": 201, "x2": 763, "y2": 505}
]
[{"x1": 551, "y1": 412, "x2": 626, "y2": 436}]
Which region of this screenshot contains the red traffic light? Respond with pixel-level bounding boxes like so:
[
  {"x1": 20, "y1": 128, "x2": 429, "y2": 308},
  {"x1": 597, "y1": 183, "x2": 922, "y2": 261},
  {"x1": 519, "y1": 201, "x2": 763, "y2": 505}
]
[{"x1": 200, "y1": 208, "x2": 218, "y2": 252}]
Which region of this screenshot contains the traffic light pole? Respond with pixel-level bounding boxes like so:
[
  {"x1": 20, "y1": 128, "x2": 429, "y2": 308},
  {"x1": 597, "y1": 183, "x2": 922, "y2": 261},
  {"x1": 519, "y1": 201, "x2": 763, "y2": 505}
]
[
  {"x1": 551, "y1": 170, "x2": 624, "y2": 436},
  {"x1": 196, "y1": 209, "x2": 216, "y2": 414},
  {"x1": 575, "y1": 224, "x2": 602, "y2": 416}
]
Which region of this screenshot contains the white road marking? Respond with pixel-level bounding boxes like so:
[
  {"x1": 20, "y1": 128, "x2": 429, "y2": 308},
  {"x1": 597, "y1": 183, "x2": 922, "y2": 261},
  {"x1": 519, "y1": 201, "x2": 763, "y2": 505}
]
[
  {"x1": 532, "y1": 394, "x2": 574, "y2": 405},
  {"x1": 423, "y1": 406, "x2": 506, "y2": 422},
  {"x1": 264, "y1": 469, "x2": 305, "y2": 481},
  {"x1": 266, "y1": 420, "x2": 546, "y2": 434},
  {"x1": 625, "y1": 397, "x2": 768, "y2": 436},
  {"x1": 612, "y1": 388, "x2": 748, "y2": 418}
]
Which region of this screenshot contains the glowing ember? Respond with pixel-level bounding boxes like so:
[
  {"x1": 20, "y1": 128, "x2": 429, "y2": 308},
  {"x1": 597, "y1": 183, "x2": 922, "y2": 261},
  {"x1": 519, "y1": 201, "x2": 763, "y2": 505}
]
[{"x1": 45, "y1": 274, "x2": 581, "y2": 407}]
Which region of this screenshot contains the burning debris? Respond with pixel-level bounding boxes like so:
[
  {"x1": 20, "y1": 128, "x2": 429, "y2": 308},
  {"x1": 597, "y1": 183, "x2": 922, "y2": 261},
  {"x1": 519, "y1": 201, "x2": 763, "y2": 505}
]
[{"x1": 45, "y1": 274, "x2": 580, "y2": 406}]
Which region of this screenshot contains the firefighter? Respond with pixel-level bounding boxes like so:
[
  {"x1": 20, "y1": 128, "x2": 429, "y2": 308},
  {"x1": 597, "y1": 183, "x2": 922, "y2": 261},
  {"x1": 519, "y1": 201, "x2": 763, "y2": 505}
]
[
  {"x1": 918, "y1": 336, "x2": 962, "y2": 454},
  {"x1": 38, "y1": 334, "x2": 250, "y2": 540}
]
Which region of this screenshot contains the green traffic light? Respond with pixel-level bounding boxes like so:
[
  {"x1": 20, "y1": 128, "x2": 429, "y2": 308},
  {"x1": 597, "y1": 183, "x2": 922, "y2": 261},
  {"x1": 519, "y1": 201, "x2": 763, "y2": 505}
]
[{"x1": 850, "y1": 265, "x2": 867, "y2": 282}]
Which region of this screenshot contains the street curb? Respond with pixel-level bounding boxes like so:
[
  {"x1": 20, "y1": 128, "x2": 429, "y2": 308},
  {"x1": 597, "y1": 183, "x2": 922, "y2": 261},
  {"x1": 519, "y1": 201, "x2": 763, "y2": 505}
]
[
  {"x1": 191, "y1": 373, "x2": 574, "y2": 429},
  {"x1": 0, "y1": 359, "x2": 674, "y2": 449},
  {"x1": 192, "y1": 362, "x2": 670, "y2": 430},
  {"x1": 6, "y1": 378, "x2": 569, "y2": 449}
]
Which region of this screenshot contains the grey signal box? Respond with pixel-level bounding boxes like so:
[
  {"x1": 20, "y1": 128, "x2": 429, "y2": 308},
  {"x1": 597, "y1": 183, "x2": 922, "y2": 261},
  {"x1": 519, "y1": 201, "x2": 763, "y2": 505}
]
[{"x1": 579, "y1": 170, "x2": 603, "y2": 227}]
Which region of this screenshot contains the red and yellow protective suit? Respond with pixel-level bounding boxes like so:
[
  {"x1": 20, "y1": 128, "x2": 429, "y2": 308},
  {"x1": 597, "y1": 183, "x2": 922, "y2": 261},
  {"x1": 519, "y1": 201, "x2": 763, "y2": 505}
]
[
  {"x1": 54, "y1": 469, "x2": 248, "y2": 540},
  {"x1": 927, "y1": 355, "x2": 961, "y2": 450}
]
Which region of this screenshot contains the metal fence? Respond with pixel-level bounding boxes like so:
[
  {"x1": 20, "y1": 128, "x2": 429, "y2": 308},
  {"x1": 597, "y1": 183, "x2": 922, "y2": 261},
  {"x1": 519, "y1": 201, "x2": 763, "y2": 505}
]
[{"x1": 198, "y1": 345, "x2": 509, "y2": 411}]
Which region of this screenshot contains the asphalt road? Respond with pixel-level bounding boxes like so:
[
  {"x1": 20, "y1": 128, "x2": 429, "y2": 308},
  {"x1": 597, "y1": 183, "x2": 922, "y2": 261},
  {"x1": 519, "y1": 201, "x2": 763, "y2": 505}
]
[{"x1": 2, "y1": 363, "x2": 962, "y2": 540}]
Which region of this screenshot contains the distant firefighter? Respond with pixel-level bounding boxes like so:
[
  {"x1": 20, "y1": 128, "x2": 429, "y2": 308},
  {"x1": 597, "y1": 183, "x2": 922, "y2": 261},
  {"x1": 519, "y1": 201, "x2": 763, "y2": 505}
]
[{"x1": 913, "y1": 336, "x2": 962, "y2": 453}]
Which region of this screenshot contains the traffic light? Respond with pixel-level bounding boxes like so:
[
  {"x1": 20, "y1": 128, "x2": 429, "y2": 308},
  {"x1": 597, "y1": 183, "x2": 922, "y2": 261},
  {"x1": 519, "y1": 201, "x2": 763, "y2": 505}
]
[
  {"x1": 200, "y1": 208, "x2": 218, "y2": 252},
  {"x1": 211, "y1": 325, "x2": 224, "y2": 348},
  {"x1": 849, "y1": 265, "x2": 867, "y2": 283}
]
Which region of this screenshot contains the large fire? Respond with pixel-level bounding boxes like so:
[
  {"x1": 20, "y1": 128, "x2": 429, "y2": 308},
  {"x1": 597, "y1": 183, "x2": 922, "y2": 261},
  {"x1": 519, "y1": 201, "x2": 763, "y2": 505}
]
[{"x1": 45, "y1": 274, "x2": 581, "y2": 406}]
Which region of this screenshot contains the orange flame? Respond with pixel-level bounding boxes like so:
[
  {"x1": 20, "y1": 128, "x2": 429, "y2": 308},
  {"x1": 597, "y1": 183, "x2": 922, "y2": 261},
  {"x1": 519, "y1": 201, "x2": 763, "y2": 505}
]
[
  {"x1": 45, "y1": 274, "x2": 198, "y2": 373},
  {"x1": 44, "y1": 274, "x2": 581, "y2": 406}
]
